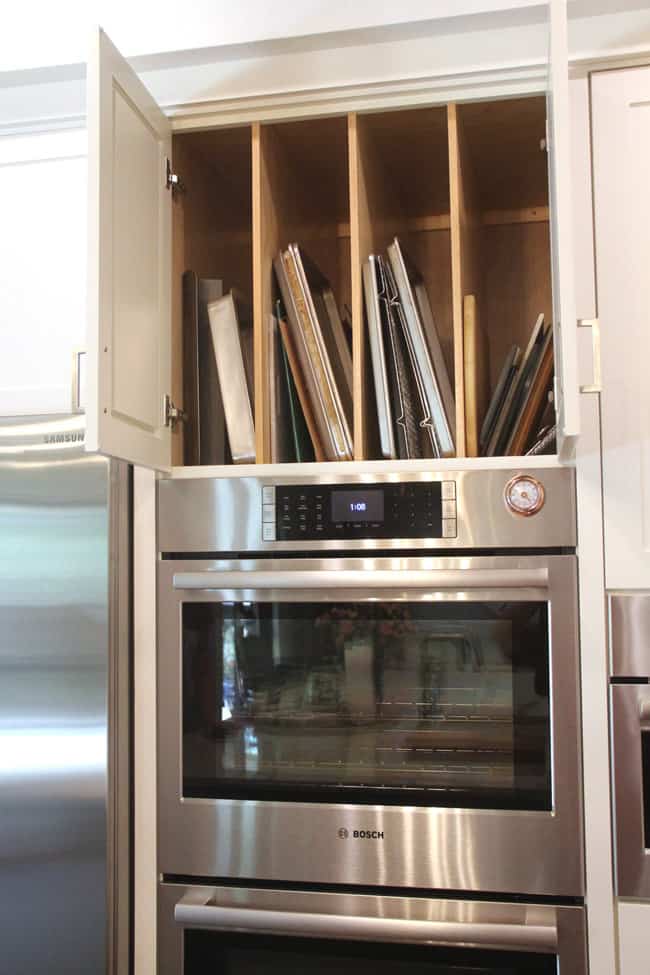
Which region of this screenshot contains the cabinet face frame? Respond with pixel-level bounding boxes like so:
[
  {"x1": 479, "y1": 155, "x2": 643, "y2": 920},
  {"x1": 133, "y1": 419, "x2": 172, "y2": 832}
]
[{"x1": 87, "y1": 2, "x2": 577, "y2": 473}]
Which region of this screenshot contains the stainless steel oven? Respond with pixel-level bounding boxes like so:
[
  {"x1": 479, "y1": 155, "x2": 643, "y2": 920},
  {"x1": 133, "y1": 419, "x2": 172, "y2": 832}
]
[
  {"x1": 158, "y1": 883, "x2": 587, "y2": 975},
  {"x1": 610, "y1": 592, "x2": 650, "y2": 897},
  {"x1": 157, "y1": 468, "x2": 582, "y2": 898}
]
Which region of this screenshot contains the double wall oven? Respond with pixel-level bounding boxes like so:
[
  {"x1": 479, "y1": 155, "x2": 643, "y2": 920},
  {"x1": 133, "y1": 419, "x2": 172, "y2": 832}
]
[{"x1": 157, "y1": 468, "x2": 585, "y2": 974}]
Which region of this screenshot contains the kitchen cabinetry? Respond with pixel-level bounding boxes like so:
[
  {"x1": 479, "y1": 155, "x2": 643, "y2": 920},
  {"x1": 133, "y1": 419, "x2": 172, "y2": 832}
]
[
  {"x1": 86, "y1": 0, "x2": 580, "y2": 472},
  {"x1": 592, "y1": 64, "x2": 650, "y2": 975},
  {"x1": 592, "y1": 65, "x2": 650, "y2": 592},
  {"x1": 0, "y1": 128, "x2": 86, "y2": 416}
]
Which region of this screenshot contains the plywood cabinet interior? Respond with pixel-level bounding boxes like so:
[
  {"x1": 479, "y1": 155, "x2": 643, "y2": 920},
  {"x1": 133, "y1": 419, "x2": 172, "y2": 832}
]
[{"x1": 169, "y1": 96, "x2": 551, "y2": 467}]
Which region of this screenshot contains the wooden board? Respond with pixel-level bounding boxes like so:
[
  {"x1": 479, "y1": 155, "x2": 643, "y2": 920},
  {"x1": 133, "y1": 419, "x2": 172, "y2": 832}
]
[
  {"x1": 507, "y1": 328, "x2": 554, "y2": 456},
  {"x1": 277, "y1": 318, "x2": 326, "y2": 462},
  {"x1": 448, "y1": 103, "x2": 483, "y2": 457},
  {"x1": 252, "y1": 122, "x2": 278, "y2": 464},
  {"x1": 349, "y1": 111, "x2": 388, "y2": 460},
  {"x1": 463, "y1": 294, "x2": 490, "y2": 457}
]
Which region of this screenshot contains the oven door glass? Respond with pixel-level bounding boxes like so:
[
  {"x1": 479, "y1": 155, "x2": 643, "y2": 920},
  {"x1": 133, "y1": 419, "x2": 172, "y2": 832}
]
[
  {"x1": 184, "y1": 930, "x2": 555, "y2": 974},
  {"x1": 182, "y1": 600, "x2": 550, "y2": 810}
]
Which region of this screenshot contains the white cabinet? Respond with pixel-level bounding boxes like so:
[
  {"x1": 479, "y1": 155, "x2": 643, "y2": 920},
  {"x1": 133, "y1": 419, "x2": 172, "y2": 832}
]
[
  {"x1": 592, "y1": 65, "x2": 650, "y2": 590},
  {"x1": 86, "y1": 30, "x2": 172, "y2": 469},
  {"x1": 618, "y1": 902, "x2": 650, "y2": 975},
  {"x1": 85, "y1": 0, "x2": 581, "y2": 473},
  {"x1": 0, "y1": 128, "x2": 86, "y2": 416}
]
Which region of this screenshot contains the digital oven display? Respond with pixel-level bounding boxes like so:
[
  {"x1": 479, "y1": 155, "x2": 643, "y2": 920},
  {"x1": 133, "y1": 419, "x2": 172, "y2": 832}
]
[{"x1": 331, "y1": 489, "x2": 384, "y2": 523}]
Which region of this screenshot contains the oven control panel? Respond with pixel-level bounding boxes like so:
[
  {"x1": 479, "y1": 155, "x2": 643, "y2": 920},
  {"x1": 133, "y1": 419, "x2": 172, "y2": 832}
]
[{"x1": 261, "y1": 482, "x2": 457, "y2": 541}]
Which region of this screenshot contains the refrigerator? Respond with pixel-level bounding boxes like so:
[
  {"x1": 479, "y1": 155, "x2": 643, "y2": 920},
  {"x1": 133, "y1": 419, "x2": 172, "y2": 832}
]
[{"x1": 0, "y1": 413, "x2": 131, "y2": 974}]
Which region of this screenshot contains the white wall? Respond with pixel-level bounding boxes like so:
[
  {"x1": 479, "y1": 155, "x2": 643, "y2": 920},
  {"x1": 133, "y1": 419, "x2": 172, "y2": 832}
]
[
  {"x1": 0, "y1": 128, "x2": 86, "y2": 415},
  {"x1": 0, "y1": 0, "x2": 547, "y2": 73}
]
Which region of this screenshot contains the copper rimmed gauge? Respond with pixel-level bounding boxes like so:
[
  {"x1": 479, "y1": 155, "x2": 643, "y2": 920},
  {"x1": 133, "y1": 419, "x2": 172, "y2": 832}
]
[{"x1": 504, "y1": 475, "x2": 545, "y2": 517}]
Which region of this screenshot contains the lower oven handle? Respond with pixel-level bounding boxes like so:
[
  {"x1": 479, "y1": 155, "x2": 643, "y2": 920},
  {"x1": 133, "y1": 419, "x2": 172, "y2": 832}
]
[
  {"x1": 173, "y1": 901, "x2": 558, "y2": 952},
  {"x1": 173, "y1": 567, "x2": 549, "y2": 591}
]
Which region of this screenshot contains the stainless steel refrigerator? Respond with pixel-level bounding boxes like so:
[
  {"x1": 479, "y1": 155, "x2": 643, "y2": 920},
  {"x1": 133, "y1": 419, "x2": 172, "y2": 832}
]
[{"x1": 0, "y1": 413, "x2": 131, "y2": 974}]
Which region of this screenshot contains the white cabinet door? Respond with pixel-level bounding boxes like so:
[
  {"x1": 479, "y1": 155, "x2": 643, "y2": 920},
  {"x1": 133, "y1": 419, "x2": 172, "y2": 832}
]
[
  {"x1": 592, "y1": 66, "x2": 650, "y2": 590},
  {"x1": 618, "y1": 902, "x2": 650, "y2": 975},
  {"x1": 87, "y1": 29, "x2": 172, "y2": 470},
  {"x1": 0, "y1": 129, "x2": 87, "y2": 416},
  {"x1": 547, "y1": 0, "x2": 579, "y2": 457}
]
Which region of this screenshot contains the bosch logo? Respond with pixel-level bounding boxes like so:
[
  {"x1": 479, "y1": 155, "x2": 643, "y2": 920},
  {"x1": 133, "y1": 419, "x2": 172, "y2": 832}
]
[{"x1": 337, "y1": 827, "x2": 384, "y2": 840}]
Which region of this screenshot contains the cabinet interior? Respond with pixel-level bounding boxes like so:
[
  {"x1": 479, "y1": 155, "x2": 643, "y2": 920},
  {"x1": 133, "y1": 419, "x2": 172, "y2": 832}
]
[{"x1": 171, "y1": 94, "x2": 551, "y2": 467}]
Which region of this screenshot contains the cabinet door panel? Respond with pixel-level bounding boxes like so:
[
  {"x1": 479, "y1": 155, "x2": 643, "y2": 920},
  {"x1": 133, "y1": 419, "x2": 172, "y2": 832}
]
[
  {"x1": 0, "y1": 130, "x2": 86, "y2": 416},
  {"x1": 618, "y1": 902, "x2": 650, "y2": 975},
  {"x1": 548, "y1": 0, "x2": 579, "y2": 456},
  {"x1": 592, "y1": 66, "x2": 650, "y2": 589},
  {"x1": 87, "y1": 28, "x2": 172, "y2": 470}
]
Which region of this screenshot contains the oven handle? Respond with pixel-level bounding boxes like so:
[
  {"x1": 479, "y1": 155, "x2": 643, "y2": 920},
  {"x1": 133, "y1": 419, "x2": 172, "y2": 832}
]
[
  {"x1": 172, "y1": 567, "x2": 549, "y2": 592},
  {"x1": 173, "y1": 898, "x2": 558, "y2": 952}
]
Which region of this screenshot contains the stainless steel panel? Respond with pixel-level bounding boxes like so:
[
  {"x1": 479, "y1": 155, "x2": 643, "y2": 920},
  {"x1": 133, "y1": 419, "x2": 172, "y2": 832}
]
[
  {"x1": 611, "y1": 682, "x2": 650, "y2": 898},
  {"x1": 610, "y1": 592, "x2": 650, "y2": 677},
  {"x1": 157, "y1": 554, "x2": 583, "y2": 896},
  {"x1": 157, "y1": 467, "x2": 576, "y2": 553},
  {"x1": 158, "y1": 883, "x2": 587, "y2": 975},
  {"x1": 107, "y1": 460, "x2": 132, "y2": 975},
  {"x1": 0, "y1": 416, "x2": 130, "y2": 974}
]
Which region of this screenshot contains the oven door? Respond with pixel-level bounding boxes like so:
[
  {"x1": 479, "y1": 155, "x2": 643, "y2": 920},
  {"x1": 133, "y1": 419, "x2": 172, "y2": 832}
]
[
  {"x1": 158, "y1": 555, "x2": 582, "y2": 896},
  {"x1": 158, "y1": 883, "x2": 587, "y2": 975}
]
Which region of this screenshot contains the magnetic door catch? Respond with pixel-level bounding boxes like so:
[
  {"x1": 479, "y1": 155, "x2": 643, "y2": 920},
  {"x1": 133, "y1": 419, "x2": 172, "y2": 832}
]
[{"x1": 163, "y1": 394, "x2": 187, "y2": 429}]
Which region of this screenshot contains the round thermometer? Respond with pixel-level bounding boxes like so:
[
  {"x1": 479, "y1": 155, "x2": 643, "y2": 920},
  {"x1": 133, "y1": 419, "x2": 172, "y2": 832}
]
[{"x1": 504, "y1": 475, "x2": 545, "y2": 517}]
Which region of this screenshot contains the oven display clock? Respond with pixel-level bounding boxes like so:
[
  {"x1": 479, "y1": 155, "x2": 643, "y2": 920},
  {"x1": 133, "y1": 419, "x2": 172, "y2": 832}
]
[{"x1": 331, "y1": 490, "x2": 384, "y2": 523}]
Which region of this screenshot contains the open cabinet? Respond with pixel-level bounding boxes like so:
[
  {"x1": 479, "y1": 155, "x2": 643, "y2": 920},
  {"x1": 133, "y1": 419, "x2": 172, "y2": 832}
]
[{"x1": 86, "y1": 0, "x2": 578, "y2": 473}]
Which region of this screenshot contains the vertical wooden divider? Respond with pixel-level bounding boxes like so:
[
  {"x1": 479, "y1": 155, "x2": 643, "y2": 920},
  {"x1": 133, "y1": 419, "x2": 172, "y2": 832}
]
[
  {"x1": 252, "y1": 122, "x2": 273, "y2": 464},
  {"x1": 348, "y1": 113, "x2": 371, "y2": 461},
  {"x1": 448, "y1": 103, "x2": 486, "y2": 457}
]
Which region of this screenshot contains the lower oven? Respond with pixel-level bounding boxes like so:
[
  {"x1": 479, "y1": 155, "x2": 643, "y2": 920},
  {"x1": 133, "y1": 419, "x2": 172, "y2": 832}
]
[
  {"x1": 158, "y1": 883, "x2": 587, "y2": 975},
  {"x1": 157, "y1": 468, "x2": 582, "y2": 899}
]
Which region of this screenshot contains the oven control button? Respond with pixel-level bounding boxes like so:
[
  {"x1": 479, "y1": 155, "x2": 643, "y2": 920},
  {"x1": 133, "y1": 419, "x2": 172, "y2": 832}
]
[
  {"x1": 441, "y1": 480, "x2": 456, "y2": 500},
  {"x1": 262, "y1": 504, "x2": 276, "y2": 523},
  {"x1": 504, "y1": 475, "x2": 545, "y2": 517},
  {"x1": 442, "y1": 518, "x2": 457, "y2": 538},
  {"x1": 262, "y1": 485, "x2": 275, "y2": 504},
  {"x1": 262, "y1": 523, "x2": 276, "y2": 541},
  {"x1": 441, "y1": 499, "x2": 456, "y2": 519}
]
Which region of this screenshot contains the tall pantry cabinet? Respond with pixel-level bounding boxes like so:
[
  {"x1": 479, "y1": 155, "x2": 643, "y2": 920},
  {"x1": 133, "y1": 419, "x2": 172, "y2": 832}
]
[{"x1": 592, "y1": 63, "x2": 650, "y2": 975}]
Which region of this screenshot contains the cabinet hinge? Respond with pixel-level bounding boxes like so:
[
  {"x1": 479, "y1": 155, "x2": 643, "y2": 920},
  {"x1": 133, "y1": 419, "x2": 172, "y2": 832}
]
[
  {"x1": 165, "y1": 157, "x2": 185, "y2": 194},
  {"x1": 578, "y1": 318, "x2": 601, "y2": 394},
  {"x1": 163, "y1": 393, "x2": 187, "y2": 429}
]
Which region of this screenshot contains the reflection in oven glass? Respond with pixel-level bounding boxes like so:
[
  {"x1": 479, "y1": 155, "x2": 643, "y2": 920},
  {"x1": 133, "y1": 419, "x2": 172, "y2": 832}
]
[
  {"x1": 185, "y1": 930, "x2": 556, "y2": 973},
  {"x1": 182, "y1": 602, "x2": 550, "y2": 809}
]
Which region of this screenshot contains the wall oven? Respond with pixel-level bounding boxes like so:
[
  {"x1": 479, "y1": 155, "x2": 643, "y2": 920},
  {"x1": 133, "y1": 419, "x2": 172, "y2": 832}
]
[
  {"x1": 610, "y1": 592, "x2": 650, "y2": 897},
  {"x1": 157, "y1": 468, "x2": 582, "y2": 899},
  {"x1": 157, "y1": 883, "x2": 587, "y2": 975}
]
